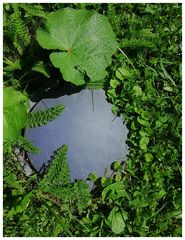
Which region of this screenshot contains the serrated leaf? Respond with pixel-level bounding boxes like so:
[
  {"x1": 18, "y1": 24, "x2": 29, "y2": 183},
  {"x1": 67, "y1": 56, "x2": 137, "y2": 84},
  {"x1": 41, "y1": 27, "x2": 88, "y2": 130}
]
[
  {"x1": 37, "y1": 8, "x2": 118, "y2": 86},
  {"x1": 3, "y1": 87, "x2": 29, "y2": 145},
  {"x1": 108, "y1": 207, "x2": 126, "y2": 234}
]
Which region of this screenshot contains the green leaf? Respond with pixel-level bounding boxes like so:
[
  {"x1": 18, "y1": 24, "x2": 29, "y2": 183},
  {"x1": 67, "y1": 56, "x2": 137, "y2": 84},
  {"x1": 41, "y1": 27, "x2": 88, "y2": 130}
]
[
  {"x1": 108, "y1": 207, "x2": 126, "y2": 234},
  {"x1": 9, "y1": 191, "x2": 33, "y2": 218},
  {"x1": 116, "y1": 67, "x2": 131, "y2": 80},
  {"x1": 163, "y1": 86, "x2": 174, "y2": 92},
  {"x1": 133, "y1": 85, "x2": 142, "y2": 96},
  {"x1": 139, "y1": 136, "x2": 149, "y2": 150},
  {"x1": 102, "y1": 181, "x2": 124, "y2": 201},
  {"x1": 113, "y1": 161, "x2": 123, "y2": 172},
  {"x1": 152, "y1": 189, "x2": 166, "y2": 201},
  {"x1": 110, "y1": 79, "x2": 120, "y2": 88},
  {"x1": 137, "y1": 116, "x2": 150, "y2": 127},
  {"x1": 37, "y1": 8, "x2": 118, "y2": 86},
  {"x1": 144, "y1": 153, "x2": 153, "y2": 162},
  {"x1": 32, "y1": 60, "x2": 50, "y2": 78},
  {"x1": 87, "y1": 173, "x2": 98, "y2": 182},
  {"x1": 3, "y1": 87, "x2": 29, "y2": 145},
  {"x1": 141, "y1": 111, "x2": 151, "y2": 120}
]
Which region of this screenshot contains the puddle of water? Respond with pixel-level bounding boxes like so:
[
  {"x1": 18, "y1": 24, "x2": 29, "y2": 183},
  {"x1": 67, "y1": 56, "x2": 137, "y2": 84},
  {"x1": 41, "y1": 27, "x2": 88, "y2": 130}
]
[{"x1": 25, "y1": 90, "x2": 128, "y2": 181}]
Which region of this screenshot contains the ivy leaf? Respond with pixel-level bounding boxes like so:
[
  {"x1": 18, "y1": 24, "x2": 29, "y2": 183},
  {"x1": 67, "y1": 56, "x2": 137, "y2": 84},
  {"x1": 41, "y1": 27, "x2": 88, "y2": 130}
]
[
  {"x1": 3, "y1": 87, "x2": 29, "y2": 145},
  {"x1": 36, "y1": 8, "x2": 118, "y2": 86}
]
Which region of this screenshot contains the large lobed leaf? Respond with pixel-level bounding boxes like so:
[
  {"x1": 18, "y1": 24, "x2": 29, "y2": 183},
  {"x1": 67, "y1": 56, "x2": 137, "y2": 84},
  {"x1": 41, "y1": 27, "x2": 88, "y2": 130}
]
[
  {"x1": 3, "y1": 87, "x2": 29, "y2": 145},
  {"x1": 36, "y1": 8, "x2": 118, "y2": 85}
]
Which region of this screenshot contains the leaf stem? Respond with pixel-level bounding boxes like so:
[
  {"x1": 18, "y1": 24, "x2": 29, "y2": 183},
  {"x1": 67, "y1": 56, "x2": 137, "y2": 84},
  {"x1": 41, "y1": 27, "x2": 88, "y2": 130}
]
[{"x1": 118, "y1": 47, "x2": 136, "y2": 70}]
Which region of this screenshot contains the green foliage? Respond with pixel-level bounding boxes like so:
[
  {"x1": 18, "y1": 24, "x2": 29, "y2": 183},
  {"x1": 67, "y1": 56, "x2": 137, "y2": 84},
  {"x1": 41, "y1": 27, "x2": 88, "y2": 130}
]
[
  {"x1": 38, "y1": 145, "x2": 70, "y2": 195},
  {"x1": 32, "y1": 61, "x2": 50, "y2": 78},
  {"x1": 17, "y1": 136, "x2": 39, "y2": 154},
  {"x1": 26, "y1": 104, "x2": 65, "y2": 128},
  {"x1": 3, "y1": 3, "x2": 182, "y2": 237},
  {"x1": 38, "y1": 146, "x2": 91, "y2": 213},
  {"x1": 3, "y1": 87, "x2": 29, "y2": 148},
  {"x1": 37, "y1": 8, "x2": 118, "y2": 85},
  {"x1": 20, "y1": 3, "x2": 49, "y2": 19},
  {"x1": 108, "y1": 207, "x2": 127, "y2": 234}
]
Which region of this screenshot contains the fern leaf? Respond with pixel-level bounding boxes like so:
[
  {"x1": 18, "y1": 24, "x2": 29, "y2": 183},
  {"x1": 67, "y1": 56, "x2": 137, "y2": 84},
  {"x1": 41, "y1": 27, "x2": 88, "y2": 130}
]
[
  {"x1": 32, "y1": 61, "x2": 50, "y2": 78},
  {"x1": 17, "y1": 136, "x2": 39, "y2": 154},
  {"x1": 20, "y1": 4, "x2": 48, "y2": 19},
  {"x1": 11, "y1": 4, "x2": 30, "y2": 52},
  {"x1": 73, "y1": 180, "x2": 90, "y2": 213},
  {"x1": 3, "y1": 58, "x2": 21, "y2": 72},
  {"x1": 38, "y1": 145, "x2": 70, "y2": 196},
  {"x1": 26, "y1": 104, "x2": 64, "y2": 128},
  {"x1": 4, "y1": 167, "x2": 24, "y2": 192}
]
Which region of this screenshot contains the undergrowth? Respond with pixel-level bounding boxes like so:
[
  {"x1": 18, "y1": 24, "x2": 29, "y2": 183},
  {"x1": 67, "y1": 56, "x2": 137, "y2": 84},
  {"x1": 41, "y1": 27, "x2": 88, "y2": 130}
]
[{"x1": 3, "y1": 3, "x2": 182, "y2": 237}]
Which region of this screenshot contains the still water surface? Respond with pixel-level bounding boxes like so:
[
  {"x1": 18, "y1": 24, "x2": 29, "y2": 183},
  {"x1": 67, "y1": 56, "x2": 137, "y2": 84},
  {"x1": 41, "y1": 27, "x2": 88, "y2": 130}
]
[{"x1": 25, "y1": 90, "x2": 128, "y2": 181}]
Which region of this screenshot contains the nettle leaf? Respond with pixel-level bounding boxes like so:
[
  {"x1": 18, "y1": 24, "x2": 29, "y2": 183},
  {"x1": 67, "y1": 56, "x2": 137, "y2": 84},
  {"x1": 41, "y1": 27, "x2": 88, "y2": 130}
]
[
  {"x1": 3, "y1": 87, "x2": 29, "y2": 145},
  {"x1": 36, "y1": 8, "x2": 118, "y2": 86}
]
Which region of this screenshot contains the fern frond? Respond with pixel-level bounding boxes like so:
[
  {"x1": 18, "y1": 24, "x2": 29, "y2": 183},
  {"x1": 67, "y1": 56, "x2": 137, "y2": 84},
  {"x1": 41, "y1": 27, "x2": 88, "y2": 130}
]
[
  {"x1": 73, "y1": 180, "x2": 90, "y2": 213},
  {"x1": 26, "y1": 104, "x2": 65, "y2": 128},
  {"x1": 38, "y1": 145, "x2": 70, "y2": 197},
  {"x1": 3, "y1": 58, "x2": 21, "y2": 72},
  {"x1": 17, "y1": 136, "x2": 39, "y2": 154},
  {"x1": 32, "y1": 61, "x2": 50, "y2": 78},
  {"x1": 20, "y1": 4, "x2": 48, "y2": 19},
  {"x1": 4, "y1": 167, "x2": 24, "y2": 192},
  {"x1": 11, "y1": 4, "x2": 30, "y2": 53}
]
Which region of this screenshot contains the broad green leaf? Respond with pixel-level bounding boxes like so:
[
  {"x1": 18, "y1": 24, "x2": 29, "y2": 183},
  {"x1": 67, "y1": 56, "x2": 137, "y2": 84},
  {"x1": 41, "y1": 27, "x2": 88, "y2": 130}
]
[
  {"x1": 108, "y1": 207, "x2": 126, "y2": 234},
  {"x1": 144, "y1": 153, "x2": 153, "y2": 162},
  {"x1": 133, "y1": 85, "x2": 142, "y2": 96},
  {"x1": 137, "y1": 116, "x2": 150, "y2": 127},
  {"x1": 3, "y1": 87, "x2": 29, "y2": 145},
  {"x1": 110, "y1": 79, "x2": 120, "y2": 88},
  {"x1": 116, "y1": 67, "x2": 131, "y2": 80},
  {"x1": 113, "y1": 161, "x2": 123, "y2": 172},
  {"x1": 112, "y1": 105, "x2": 119, "y2": 115},
  {"x1": 152, "y1": 189, "x2": 166, "y2": 201},
  {"x1": 139, "y1": 136, "x2": 149, "y2": 150},
  {"x1": 141, "y1": 111, "x2": 151, "y2": 120},
  {"x1": 102, "y1": 181, "x2": 124, "y2": 201},
  {"x1": 163, "y1": 86, "x2": 174, "y2": 92},
  {"x1": 37, "y1": 8, "x2": 118, "y2": 86},
  {"x1": 87, "y1": 173, "x2": 98, "y2": 182},
  {"x1": 8, "y1": 191, "x2": 33, "y2": 218}
]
